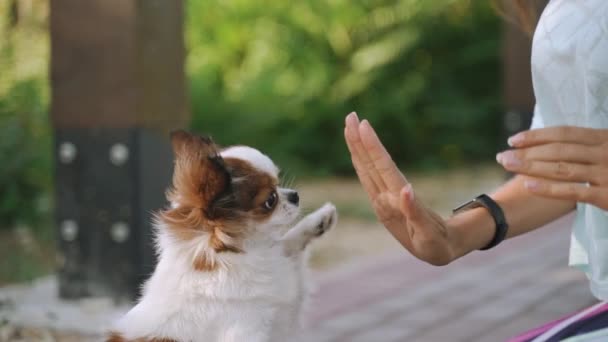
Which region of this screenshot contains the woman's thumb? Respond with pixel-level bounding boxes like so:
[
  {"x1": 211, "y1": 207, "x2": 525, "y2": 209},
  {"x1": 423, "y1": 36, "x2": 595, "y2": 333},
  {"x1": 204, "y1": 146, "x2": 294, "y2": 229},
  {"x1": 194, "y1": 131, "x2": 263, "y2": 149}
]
[{"x1": 399, "y1": 184, "x2": 420, "y2": 221}]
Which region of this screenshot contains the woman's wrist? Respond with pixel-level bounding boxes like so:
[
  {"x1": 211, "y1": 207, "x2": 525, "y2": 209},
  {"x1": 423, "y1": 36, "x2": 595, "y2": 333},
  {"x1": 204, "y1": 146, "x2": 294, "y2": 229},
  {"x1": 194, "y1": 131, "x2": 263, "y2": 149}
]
[
  {"x1": 446, "y1": 205, "x2": 498, "y2": 260},
  {"x1": 444, "y1": 175, "x2": 576, "y2": 261}
]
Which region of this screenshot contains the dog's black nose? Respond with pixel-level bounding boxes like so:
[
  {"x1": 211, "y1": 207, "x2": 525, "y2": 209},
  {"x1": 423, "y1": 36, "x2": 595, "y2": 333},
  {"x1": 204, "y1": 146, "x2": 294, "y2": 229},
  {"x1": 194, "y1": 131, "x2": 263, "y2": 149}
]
[{"x1": 287, "y1": 191, "x2": 299, "y2": 205}]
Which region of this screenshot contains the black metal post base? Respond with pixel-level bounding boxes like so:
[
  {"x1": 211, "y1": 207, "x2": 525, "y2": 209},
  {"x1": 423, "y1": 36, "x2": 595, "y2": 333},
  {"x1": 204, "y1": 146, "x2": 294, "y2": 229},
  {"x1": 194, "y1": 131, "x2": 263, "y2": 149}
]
[{"x1": 54, "y1": 127, "x2": 172, "y2": 302}]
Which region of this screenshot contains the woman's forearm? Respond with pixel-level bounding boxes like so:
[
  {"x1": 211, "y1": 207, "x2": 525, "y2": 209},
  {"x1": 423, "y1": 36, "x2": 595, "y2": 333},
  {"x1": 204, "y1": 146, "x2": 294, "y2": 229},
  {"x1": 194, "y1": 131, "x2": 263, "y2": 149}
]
[{"x1": 448, "y1": 175, "x2": 576, "y2": 259}]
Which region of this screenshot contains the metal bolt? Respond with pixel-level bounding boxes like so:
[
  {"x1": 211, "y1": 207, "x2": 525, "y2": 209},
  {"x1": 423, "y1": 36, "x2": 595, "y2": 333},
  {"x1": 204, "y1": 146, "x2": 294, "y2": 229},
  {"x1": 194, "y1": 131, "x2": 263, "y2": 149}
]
[
  {"x1": 60, "y1": 220, "x2": 78, "y2": 241},
  {"x1": 110, "y1": 222, "x2": 130, "y2": 243},
  {"x1": 109, "y1": 143, "x2": 129, "y2": 166},
  {"x1": 59, "y1": 142, "x2": 77, "y2": 164}
]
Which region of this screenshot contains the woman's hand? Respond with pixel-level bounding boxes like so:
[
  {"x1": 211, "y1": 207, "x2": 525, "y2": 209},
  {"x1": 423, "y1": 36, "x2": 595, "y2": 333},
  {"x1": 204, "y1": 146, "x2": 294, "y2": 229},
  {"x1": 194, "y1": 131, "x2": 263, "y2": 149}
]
[
  {"x1": 497, "y1": 126, "x2": 608, "y2": 210},
  {"x1": 344, "y1": 112, "x2": 459, "y2": 265}
]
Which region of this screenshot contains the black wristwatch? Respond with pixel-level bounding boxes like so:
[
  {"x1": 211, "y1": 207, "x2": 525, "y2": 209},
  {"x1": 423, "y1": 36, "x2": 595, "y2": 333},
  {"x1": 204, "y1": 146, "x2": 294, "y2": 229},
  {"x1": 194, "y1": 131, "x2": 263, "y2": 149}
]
[{"x1": 452, "y1": 194, "x2": 509, "y2": 250}]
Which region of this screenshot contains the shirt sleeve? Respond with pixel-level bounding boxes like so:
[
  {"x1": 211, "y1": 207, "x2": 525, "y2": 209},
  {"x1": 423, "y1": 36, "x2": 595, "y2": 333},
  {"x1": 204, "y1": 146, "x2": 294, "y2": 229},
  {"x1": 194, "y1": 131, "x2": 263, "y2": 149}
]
[{"x1": 530, "y1": 104, "x2": 545, "y2": 130}]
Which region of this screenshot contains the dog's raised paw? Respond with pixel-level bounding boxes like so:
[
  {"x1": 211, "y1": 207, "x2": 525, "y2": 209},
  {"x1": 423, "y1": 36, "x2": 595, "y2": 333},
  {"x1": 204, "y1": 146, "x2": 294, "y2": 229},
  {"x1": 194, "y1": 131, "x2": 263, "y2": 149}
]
[{"x1": 314, "y1": 203, "x2": 337, "y2": 236}]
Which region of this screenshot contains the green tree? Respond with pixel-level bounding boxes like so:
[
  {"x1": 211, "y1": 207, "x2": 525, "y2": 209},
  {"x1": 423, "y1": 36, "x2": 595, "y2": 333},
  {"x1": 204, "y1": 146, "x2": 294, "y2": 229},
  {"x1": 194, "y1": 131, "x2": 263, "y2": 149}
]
[
  {"x1": 186, "y1": 0, "x2": 503, "y2": 175},
  {"x1": 0, "y1": 0, "x2": 51, "y2": 228}
]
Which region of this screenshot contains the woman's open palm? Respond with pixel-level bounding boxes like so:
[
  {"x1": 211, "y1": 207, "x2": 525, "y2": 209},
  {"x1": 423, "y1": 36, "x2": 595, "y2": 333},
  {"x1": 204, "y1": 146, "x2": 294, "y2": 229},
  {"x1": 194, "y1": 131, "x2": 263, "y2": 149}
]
[{"x1": 344, "y1": 112, "x2": 457, "y2": 265}]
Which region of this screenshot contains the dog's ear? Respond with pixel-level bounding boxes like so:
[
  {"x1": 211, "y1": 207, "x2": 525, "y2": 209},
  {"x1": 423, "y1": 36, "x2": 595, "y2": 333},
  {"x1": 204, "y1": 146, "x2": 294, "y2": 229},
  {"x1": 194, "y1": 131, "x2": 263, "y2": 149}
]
[
  {"x1": 167, "y1": 130, "x2": 231, "y2": 220},
  {"x1": 170, "y1": 129, "x2": 216, "y2": 159}
]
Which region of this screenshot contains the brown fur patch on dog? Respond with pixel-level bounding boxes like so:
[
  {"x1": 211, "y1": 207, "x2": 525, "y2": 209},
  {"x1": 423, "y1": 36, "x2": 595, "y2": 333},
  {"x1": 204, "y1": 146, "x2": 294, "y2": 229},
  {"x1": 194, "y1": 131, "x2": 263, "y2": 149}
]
[
  {"x1": 106, "y1": 332, "x2": 125, "y2": 342},
  {"x1": 160, "y1": 131, "x2": 238, "y2": 243},
  {"x1": 191, "y1": 254, "x2": 215, "y2": 271},
  {"x1": 157, "y1": 131, "x2": 281, "y2": 272},
  {"x1": 106, "y1": 332, "x2": 178, "y2": 342},
  {"x1": 220, "y1": 157, "x2": 278, "y2": 220},
  {"x1": 157, "y1": 131, "x2": 243, "y2": 271},
  {"x1": 209, "y1": 226, "x2": 242, "y2": 253},
  {"x1": 167, "y1": 130, "x2": 230, "y2": 220},
  {"x1": 192, "y1": 226, "x2": 243, "y2": 271}
]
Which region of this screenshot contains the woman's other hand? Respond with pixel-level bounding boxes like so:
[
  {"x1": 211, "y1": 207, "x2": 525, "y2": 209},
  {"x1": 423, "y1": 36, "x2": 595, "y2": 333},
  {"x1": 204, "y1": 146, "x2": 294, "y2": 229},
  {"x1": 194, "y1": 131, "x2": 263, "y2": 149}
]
[{"x1": 497, "y1": 126, "x2": 608, "y2": 210}]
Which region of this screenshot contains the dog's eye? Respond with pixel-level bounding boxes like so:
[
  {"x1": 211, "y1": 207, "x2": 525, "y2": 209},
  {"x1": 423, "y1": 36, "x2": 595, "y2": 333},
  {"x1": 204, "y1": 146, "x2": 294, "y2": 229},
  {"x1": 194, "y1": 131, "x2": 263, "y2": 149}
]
[{"x1": 263, "y1": 191, "x2": 278, "y2": 210}]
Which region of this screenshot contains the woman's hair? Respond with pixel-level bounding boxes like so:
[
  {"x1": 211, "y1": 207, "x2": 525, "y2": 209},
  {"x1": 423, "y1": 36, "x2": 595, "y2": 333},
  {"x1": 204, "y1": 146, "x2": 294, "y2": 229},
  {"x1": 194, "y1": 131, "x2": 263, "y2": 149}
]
[
  {"x1": 495, "y1": 0, "x2": 541, "y2": 35},
  {"x1": 513, "y1": 0, "x2": 538, "y2": 34}
]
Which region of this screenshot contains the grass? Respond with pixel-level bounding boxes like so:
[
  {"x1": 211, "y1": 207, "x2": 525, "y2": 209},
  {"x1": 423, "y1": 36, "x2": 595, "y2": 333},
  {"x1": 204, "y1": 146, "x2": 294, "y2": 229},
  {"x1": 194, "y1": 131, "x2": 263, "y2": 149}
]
[{"x1": 0, "y1": 224, "x2": 56, "y2": 286}]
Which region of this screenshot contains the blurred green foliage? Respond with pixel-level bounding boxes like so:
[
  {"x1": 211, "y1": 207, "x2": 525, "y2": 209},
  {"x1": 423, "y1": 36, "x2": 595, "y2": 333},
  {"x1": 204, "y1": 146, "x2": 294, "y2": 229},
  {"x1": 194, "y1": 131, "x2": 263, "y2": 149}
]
[
  {"x1": 0, "y1": 0, "x2": 504, "y2": 229},
  {"x1": 0, "y1": 0, "x2": 52, "y2": 229},
  {"x1": 187, "y1": 0, "x2": 503, "y2": 175}
]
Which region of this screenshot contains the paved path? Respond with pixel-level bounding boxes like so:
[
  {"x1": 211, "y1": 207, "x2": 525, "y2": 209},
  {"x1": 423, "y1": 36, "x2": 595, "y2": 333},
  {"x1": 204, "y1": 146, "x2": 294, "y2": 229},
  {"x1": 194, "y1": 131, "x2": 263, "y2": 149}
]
[
  {"x1": 301, "y1": 213, "x2": 596, "y2": 342},
  {"x1": 0, "y1": 214, "x2": 595, "y2": 342}
]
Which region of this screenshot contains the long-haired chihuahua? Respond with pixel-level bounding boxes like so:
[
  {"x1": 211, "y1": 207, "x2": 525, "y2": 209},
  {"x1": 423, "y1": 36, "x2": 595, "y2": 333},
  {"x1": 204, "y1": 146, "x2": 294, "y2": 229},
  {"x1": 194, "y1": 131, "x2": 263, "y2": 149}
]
[{"x1": 108, "y1": 130, "x2": 337, "y2": 342}]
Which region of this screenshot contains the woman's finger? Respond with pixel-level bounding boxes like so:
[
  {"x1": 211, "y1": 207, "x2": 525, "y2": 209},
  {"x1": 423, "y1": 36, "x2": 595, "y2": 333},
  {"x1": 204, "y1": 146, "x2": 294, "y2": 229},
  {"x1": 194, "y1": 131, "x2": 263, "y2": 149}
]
[
  {"x1": 509, "y1": 126, "x2": 608, "y2": 148},
  {"x1": 399, "y1": 184, "x2": 418, "y2": 222},
  {"x1": 499, "y1": 157, "x2": 605, "y2": 185},
  {"x1": 345, "y1": 126, "x2": 380, "y2": 198},
  {"x1": 345, "y1": 113, "x2": 387, "y2": 192},
  {"x1": 525, "y1": 179, "x2": 608, "y2": 210},
  {"x1": 359, "y1": 119, "x2": 408, "y2": 191},
  {"x1": 498, "y1": 143, "x2": 603, "y2": 165}
]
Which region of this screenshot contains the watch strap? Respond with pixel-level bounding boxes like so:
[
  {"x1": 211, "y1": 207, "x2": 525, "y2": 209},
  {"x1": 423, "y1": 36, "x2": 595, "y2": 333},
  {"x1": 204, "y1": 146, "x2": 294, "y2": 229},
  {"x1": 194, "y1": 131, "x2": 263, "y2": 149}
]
[{"x1": 453, "y1": 194, "x2": 509, "y2": 250}]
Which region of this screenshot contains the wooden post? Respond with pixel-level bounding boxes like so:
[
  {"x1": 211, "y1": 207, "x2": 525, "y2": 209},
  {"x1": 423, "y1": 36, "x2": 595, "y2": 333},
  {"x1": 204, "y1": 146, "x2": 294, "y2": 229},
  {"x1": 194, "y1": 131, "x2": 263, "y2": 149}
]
[{"x1": 49, "y1": 0, "x2": 188, "y2": 301}]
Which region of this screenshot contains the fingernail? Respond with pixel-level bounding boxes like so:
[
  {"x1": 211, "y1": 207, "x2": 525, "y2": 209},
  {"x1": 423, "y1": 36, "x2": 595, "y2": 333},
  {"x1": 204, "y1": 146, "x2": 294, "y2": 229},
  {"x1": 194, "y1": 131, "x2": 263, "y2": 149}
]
[
  {"x1": 406, "y1": 184, "x2": 415, "y2": 201},
  {"x1": 498, "y1": 151, "x2": 521, "y2": 168},
  {"x1": 524, "y1": 180, "x2": 539, "y2": 191},
  {"x1": 347, "y1": 112, "x2": 359, "y2": 121},
  {"x1": 508, "y1": 133, "x2": 524, "y2": 147},
  {"x1": 345, "y1": 113, "x2": 354, "y2": 125},
  {"x1": 496, "y1": 153, "x2": 503, "y2": 164}
]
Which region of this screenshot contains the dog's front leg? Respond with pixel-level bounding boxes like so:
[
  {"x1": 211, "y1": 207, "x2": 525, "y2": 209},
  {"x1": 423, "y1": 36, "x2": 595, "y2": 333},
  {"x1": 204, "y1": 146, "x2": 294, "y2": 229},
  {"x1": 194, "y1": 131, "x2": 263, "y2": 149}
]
[
  {"x1": 222, "y1": 321, "x2": 272, "y2": 342},
  {"x1": 282, "y1": 203, "x2": 337, "y2": 257}
]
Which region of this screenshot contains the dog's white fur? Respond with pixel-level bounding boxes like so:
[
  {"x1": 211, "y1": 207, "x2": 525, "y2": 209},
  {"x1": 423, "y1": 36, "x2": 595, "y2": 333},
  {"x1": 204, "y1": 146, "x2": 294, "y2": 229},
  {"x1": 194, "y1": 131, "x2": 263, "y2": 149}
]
[{"x1": 112, "y1": 146, "x2": 337, "y2": 342}]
